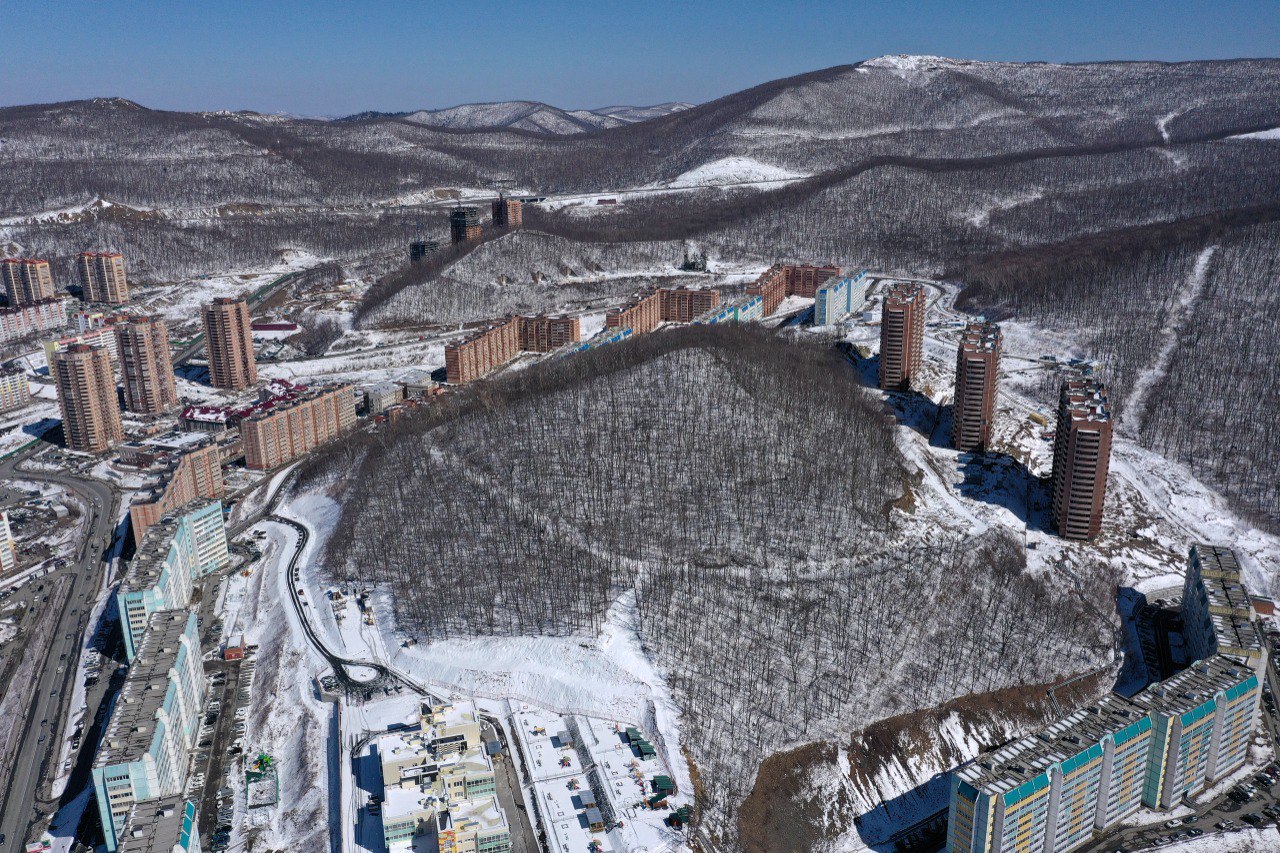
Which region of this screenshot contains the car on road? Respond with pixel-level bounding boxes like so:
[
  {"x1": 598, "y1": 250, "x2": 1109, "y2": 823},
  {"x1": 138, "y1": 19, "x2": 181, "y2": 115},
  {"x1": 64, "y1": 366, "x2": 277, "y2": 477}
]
[{"x1": 1163, "y1": 819, "x2": 1181, "y2": 828}]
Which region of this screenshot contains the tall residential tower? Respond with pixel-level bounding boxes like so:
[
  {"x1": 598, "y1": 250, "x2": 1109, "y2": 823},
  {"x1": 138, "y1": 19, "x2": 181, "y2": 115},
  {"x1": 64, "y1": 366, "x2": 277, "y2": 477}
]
[
  {"x1": 116, "y1": 315, "x2": 178, "y2": 414},
  {"x1": 78, "y1": 251, "x2": 130, "y2": 304},
  {"x1": 1049, "y1": 377, "x2": 1113, "y2": 540},
  {"x1": 201, "y1": 297, "x2": 257, "y2": 390},
  {"x1": 2, "y1": 258, "x2": 55, "y2": 305},
  {"x1": 952, "y1": 321, "x2": 1002, "y2": 452},
  {"x1": 878, "y1": 282, "x2": 926, "y2": 391},
  {"x1": 53, "y1": 344, "x2": 123, "y2": 453}
]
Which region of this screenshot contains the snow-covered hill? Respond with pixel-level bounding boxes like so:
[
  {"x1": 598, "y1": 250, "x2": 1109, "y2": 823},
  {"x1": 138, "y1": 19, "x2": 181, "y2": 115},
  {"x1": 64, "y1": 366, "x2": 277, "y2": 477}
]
[{"x1": 398, "y1": 99, "x2": 691, "y2": 134}]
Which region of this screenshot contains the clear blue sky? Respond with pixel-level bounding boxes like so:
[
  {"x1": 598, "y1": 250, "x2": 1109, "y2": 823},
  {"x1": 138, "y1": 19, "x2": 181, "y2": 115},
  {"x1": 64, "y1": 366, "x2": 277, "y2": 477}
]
[{"x1": 2, "y1": 0, "x2": 1276, "y2": 115}]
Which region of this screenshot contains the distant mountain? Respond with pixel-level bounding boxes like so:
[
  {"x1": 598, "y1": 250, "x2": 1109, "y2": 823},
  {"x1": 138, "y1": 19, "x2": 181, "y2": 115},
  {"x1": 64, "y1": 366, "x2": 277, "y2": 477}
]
[{"x1": 390, "y1": 100, "x2": 693, "y2": 134}]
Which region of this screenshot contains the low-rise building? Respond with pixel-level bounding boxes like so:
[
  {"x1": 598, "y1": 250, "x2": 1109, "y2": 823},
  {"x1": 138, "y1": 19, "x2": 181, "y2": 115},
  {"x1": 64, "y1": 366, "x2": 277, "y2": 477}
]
[
  {"x1": 0, "y1": 297, "x2": 68, "y2": 344},
  {"x1": 92, "y1": 611, "x2": 205, "y2": 852},
  {"x1": 117, "y1": 499, "x2": 227, "y2": 660},
  {"x1": 363, "y1": 382, "x2": 404, "y2": 415}
]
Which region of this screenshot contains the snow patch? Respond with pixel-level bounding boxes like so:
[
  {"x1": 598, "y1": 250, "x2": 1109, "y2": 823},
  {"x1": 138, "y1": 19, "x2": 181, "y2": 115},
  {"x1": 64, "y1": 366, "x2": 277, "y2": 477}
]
[{"x1": 664, "y1": 156, "x2": 808, "y2": 188}]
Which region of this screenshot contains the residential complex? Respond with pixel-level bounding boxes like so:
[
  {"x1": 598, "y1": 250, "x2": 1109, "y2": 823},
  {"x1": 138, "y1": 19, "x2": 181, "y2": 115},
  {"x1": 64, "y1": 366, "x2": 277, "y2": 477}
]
[
  {"x1": 2, "y1": 258, "x2": 55, "y2": 305},
  {"x1": 0, "y1": 366, "x2": 31, "y2": 412},
  {"x1": 948, "y1": 545, "x2": 1264, "y2": 852},
  {"x1": 1049, "y1": 377, "x2": 1113, "y2": 540},
  {"x1": 240, "y1": 383, "x2": 357, "y2": 470},
  {"x1": 878, "y1": 282, "x2": 926, "y2": 391},
  {"x1": 696, "y1": 294, "x2": 765, "y2": 326},
  {"x1": 92, "y1": 610, "x2": 205, "y2": 852},
  {"x1": 813, "y1": 270, "x2": 869, "y2": 326},
  {"x1": 117, "y1": 315, "x2": 179, "y2": 414},
  {"x1": 1181, "y1": 544, "x2": 1267, "y2": 672},
  {"x1": 746, "y1": 263, "x2": 842, "y2": 316},
  {"x1": 603, "y1": 286, "x2": 720, "y2": 337},
  {"x1": 376, "y1": 701, "x2": 510, "y2": 852},
  {"x1": 950, "y1": 695, "x2": 1153, "y2": 853},
  {"x1": 45, "y1": 324, "x2": 122, "y2": 368},
  {"x1": 117, "y1": 499, "x2": 228, "y2": 660},
  {"x1": 445, "y1": 313, "x2": 585, "y2": 384},
  {"x1": 129, "y1": 439, "x2": 227, "y2": 540},
  {"x1": 53, "y1": 343, "x2": 124, "y2": 453},
  {"x1": 952, "y1": 321, "x2": 1002, "y2": 452},
  {"x1": 0, "y1": 297, "x2": 68, "y2": 344},
  {"x1": 78, "y1": 251, "x2": 130, "y2": 304},
  {"x1": 449, "y1": 207, "x2": 483, "y2": 244},
  {"x1": 202, "y1": 297, "x2": 257, "y2": 390},
  {"x1": 492, "y1": 195, "x2": 523, "y2": 228}
]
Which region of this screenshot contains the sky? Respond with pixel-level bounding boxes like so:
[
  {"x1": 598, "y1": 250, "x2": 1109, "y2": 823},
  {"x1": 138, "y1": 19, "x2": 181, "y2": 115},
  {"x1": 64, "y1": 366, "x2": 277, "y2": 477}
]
[{"x1": 1, "y1": 0, "x2": 1277, "y2": 116}]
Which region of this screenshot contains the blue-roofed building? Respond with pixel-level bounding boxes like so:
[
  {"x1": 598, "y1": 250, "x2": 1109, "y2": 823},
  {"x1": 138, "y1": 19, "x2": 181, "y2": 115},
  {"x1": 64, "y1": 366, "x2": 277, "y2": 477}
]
[{"x1": 813, "y1": 271, "x2": 869, "y2": 326}]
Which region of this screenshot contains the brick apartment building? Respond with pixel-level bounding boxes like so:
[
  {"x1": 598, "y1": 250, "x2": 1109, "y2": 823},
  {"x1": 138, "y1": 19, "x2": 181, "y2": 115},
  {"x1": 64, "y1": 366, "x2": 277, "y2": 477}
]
[
  {"x1": 517, "y1": 315, "x2": 580, "y2": 353},
  {"x1": 202, "y1": 297, "x2": 257, "y2": 390},
  {"x1": 129, "y1": 440, "x2": 226, "y2": 541},
  {"x1": 0, "y1": 297, "x2": 67, "y2": 345},
  {"x1": 491, "y1": 196, "x2": 523, "y2": 228},
  {"x1": 878, "y1": 282, "x2": 926, "y2": 391},
  {"x1": 241, "y1": 383, "x2": 357, "y2": 470},
  {"x1": 746, "y1": 263, "x2": 842, "y2": 316},
  {"x1": 117, "y1": 316, "x2": 178, "y2": 414},
  {"x1": 53, "y1": 344, "x2": 123, "y2": 453},
  {"x1": 449, "y1": 207, "x2": 483, "y2": 244},
  {"x1": 604, "y1": 287, "x2": 721, "y2": 336},
  {"x1": 952, "y1": 321, "x2": 1002, "y2": 452},
  {"x1": 0, "y1": 366, "x2": 31, "y2": 412},
  {"x1": 445, "y1": 314, "x2": 585, "y2": 384},
  {"x1": 1050, "y1": 377, "x2": 1113, "y2": 540},
  {"x1": 2, "y1": 258, "x2": 55, "y2": 305},
  {"x1": 78, "y1": 251, "x2": 130, "y2": 304}
]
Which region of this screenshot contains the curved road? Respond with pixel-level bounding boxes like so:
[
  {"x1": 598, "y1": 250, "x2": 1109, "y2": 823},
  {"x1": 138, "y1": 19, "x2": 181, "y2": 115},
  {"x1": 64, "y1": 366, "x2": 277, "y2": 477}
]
[{"x1": 0, "y1": 445, "x2": 120, "y2": 850}]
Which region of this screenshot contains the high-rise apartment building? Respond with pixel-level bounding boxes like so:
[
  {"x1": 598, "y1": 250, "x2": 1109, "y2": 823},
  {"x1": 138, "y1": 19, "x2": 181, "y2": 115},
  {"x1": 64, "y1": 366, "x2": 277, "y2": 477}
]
[
  {"x1": 952, "y1": 321, "x2": 1002, "y2": 452},
  {"x1": 117, "y1": 499, "x2": 227, "y2": 660},
  {"x1": 78, "y1": 251, "x2": 130, "y2": 304},
  {"x1": 2, "y1": 258, "x2": 55, "y2": 305},
  {"x1": 1130, "y1": 656, "x2": 1260, "y2": 811},
  {"x1": 813, "y1": 271, "x2": 870, "y2": 326},
  {"x1": 878, "y1": 282, "x2": 926, "y2": 391},
  {"x1": 202, "y1": 297, "x2": 257, "y2": 390},
  {"x1": 92, "y1": 610, "x2": 205, "y2": 852},
  {"x1": 53, "y1": 344, "x2": 123, "y2": 453},
  {"x1": 0, "y1": 510, "x2": 15, "y2": 575},
  {"x1": 449, "y1": 207, "x2": 482, "y2": 244},
  {"x1": 129, "y1": 440, "x2": 226, "y2": 541},
  {"x1": 603, "y1": 286, "x2": 720, "y2": 337},
  {"x1": 1181, "y1": 544, "x2": 1265, "y2": 672},
  {"x1": 746, "y1": 263, "x2": 842, "y2": 316},
  {"x1": 1049, "y1": 378, "x2": 1112, "y2": 540},
  {"x1": 116, "y1": 315, "x2": 178, "y2": 414},
  {"x1": 492, "y1": 196, "x2": 523, "y2": 228},
  {"x1": 517, "y1": 315, "x2": 581, "y2": 353},
  {"x1": 949, "y1": 695, "x2": 1153, "y2": 853},
  {"x1": 240, "y1": 384, "x2": 357, "y2": 470},
  {"x1": 0, "y1": 367, "x2": 31, "y2": 412}
]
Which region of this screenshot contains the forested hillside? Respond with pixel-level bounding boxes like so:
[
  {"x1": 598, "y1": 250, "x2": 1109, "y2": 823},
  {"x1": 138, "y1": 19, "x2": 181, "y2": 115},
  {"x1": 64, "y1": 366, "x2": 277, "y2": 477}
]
[{"x1": 301, "y1": 327, "x2": 1115, "y2": 838}]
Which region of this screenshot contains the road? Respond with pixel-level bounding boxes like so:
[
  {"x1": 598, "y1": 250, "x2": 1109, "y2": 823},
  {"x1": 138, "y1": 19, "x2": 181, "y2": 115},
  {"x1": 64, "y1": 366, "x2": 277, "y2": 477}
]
[{"x1": 0, "y1": 445, "x2": 120, "y2": 850}]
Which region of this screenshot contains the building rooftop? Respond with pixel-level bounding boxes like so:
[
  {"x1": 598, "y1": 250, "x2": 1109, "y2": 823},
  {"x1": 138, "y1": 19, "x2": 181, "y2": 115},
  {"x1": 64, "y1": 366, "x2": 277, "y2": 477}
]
[
  {"x1": 960, "y1": 321, "x2": 1002, "y2": 353},
  {"x1": 96, "y1": 611, "x2": 195, "y2": 767},
  {"x1": 120, "y1": 498, "x2": 218, "y2": 596},
  {"x1": 384, "y1": 782, "x2": 445, "y2": 822},
  {"x1": 117, "y1": 797, "x2": 193, "y2": 853},
  {"x1": 883, "y1": 281, "x2": 926, "y2": 306},
  {"x1": 958, "y1": 694, "x2": 1149, "y2": 796},
  {"x1": 1130, "y1": 655, "x2": 1257, "y2": 718},
  {"x1": 439, "y1": 795, "x2": 508, "y2": 836},
  {"x1": 1061, "y1": 377, "x2": 1111, "y2": 424},
  {"x1": 1192, "y1": 544, "x2": 1243, "y2": 579},
  {"x1": 423, "y1": 700, "x2": 480, "y2": 734}
]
